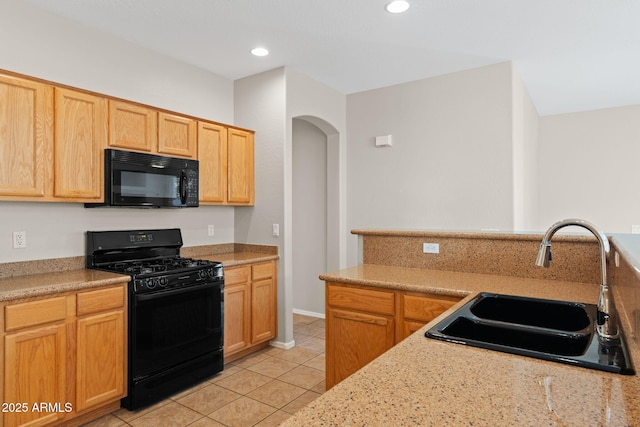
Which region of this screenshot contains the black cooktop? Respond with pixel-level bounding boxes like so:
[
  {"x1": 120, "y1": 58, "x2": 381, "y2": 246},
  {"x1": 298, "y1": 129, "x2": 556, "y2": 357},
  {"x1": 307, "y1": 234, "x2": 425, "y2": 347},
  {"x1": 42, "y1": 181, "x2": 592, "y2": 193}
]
[
  {"x1": 86, "y1": 228, "x2": 223, "y2": 293},
  {"x1": 103, "y1": 256, "x2": 217, "y2": 276}
]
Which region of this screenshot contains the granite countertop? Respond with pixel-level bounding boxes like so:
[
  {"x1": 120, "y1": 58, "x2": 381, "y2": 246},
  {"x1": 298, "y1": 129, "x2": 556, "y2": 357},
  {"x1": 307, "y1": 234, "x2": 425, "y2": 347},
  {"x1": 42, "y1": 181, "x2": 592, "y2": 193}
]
[
  {"x1": 284, "y1": 265, "x2": 640, "y2": 426},
  {"x1": 0, "y1": 246, "x2": 278, "y2": 302},
  {"x1": 0, "y1": 269, "x2": 130, "y2": 302},
  {"x1": 200, "y1": 251, "x2": 279, "y2": 267}
]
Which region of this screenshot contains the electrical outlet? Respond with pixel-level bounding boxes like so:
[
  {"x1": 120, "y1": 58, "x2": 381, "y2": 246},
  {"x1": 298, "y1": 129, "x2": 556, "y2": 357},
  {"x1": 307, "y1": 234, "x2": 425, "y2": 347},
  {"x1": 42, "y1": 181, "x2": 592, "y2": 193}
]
[
  {"x1": 632, "y1": 225, "x2": 640, "y2": 234},
  {"x1": 423, "y1": 243, "x2": 439, "y2": 254},
  {"x1": 208, "y1": 225, "x2": 215, "y2": 237},
  {"x1": 13, "y1": 231, "x2": 26, "y2": 249}
]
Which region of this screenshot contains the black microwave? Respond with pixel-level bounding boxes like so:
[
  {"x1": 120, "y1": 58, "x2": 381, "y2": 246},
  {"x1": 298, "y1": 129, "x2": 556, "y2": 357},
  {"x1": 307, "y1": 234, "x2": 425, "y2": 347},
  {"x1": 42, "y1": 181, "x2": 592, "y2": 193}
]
[{"x1": 85, "y1": 149, "x2": 199, "y2": 208}]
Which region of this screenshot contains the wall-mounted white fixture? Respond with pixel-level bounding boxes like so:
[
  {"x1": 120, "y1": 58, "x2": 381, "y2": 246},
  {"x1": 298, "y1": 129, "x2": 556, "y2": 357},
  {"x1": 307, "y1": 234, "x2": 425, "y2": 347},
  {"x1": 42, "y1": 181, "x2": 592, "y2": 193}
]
[
  {"x1": 386, "y1": 0, "x2": 410, "y2": 14},
  {"x1": 375, "y1": 135, "x2": 393, "y2": 147},
  {"x1": 423, "y1": 243, "x2": 439, "y2": 254},
  {"x1": 13, "y1": 231, "x2": 26, "y2": 249}
]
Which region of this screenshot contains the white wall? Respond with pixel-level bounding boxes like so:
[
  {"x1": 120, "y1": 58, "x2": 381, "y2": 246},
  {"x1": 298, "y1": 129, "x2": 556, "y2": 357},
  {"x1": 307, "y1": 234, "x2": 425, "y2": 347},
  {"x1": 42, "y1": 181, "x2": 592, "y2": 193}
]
[
  {"x1": 346, "y1": 62, "x2": 515, "y2": 266},
  {"x1": 292, "y1": 119, "x2": 327, "y2": 315},
  {"x1": 285, "y1": 68, "x2": 348, "y2": 273},
  {"x1": 234, "y1": 68, "x2": 288, "y2": 342},
  {"x1": 512, "y1": 65, "x2": 540, "y2": 231},
  {"x1": 286, "y1": 69, "x2": 347, "y2": 321},
  {"x1": 537, "y1": 105, "x2": 640, "y2": 233},
  {"x1": 0, "y1": 0, "x2": 236, "y2": 262},
  {"x1": 234, "y1": 67, "x2": 346, "y2": 338}
]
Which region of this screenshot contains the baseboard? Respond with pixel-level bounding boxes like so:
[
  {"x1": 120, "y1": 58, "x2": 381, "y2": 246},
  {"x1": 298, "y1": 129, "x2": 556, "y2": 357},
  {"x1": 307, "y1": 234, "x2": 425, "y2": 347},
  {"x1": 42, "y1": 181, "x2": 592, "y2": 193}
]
[
  {"x1": 293, "y1": 308, "x2": 326, "y2": 319},
  {"x1": 270, "y1": 339, "x2": 296, "y2": 350}
]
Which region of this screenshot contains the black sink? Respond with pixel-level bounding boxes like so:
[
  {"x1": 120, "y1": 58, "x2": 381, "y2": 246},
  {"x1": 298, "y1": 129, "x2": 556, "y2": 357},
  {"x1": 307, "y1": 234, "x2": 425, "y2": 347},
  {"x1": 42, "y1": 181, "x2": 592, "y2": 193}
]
[
  {"x1": 469, "y1": 293, "x2": 591, "y2": 331},
  {"x1": 426, "y1": 293, "x2": 634, "y2": 375}
]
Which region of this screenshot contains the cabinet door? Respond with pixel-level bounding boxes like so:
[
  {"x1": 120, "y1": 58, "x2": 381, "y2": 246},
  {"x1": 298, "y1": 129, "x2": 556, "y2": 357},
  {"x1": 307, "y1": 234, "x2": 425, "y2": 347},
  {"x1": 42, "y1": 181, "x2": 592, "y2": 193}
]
[
  {"x1": 0, "y1": 73, "x2": 53, "y2": 199},
  {"x1": 158, "y1": 112, "x2": 196, "y2": 158},
  {"x1": 76, "y1": 310, "x2": 125, "y2": 412},
  {"x1": 198, "y1": 121, "x2": 227, "y2": 204},
  {"x1": 399, "y1": 293, "x2": 459, "y2": 341},
  {"x1": 108, "y1": 100, "x2": 157, "y2": 152},
  {"x1": 54, "y1": 88, "x2": 106, "y2": 201},
  {"x1": 326, "y1": 308, "x2": 394, "y2": 389},
  {"x1": 227, "y1": 128, "x2": 254, "y2": 205},
  {"x1": 4, "y1": 324, "x2": 67, "y2": 427},
  {"x1": 251, "y1": 278, "x2": 277, "y2": 343},
  {"x1": 224, "y1": 283, "x2": 251, "y2": 355}
]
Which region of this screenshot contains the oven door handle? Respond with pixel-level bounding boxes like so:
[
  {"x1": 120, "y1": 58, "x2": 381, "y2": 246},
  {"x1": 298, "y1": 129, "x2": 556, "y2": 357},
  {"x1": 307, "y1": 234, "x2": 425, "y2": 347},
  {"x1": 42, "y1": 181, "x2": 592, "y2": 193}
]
[{"x1": 135, "y1": 281, "x2": 222, "y2": 301}]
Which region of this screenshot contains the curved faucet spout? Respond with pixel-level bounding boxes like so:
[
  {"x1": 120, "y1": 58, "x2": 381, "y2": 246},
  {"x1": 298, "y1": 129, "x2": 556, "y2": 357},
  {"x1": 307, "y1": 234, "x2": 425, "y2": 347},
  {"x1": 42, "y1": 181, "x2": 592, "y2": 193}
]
[{"x1": 535, "y1": 218, "x2": 619, "y2": 342}]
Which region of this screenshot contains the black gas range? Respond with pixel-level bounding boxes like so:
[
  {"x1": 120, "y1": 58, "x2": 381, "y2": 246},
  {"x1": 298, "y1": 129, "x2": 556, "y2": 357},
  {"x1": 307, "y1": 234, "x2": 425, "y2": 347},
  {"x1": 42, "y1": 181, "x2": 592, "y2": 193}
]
[
  {"x1": 86, "y1": 228, "x2": 224, "y2": 410},
  {"x1": 97, "y1": 256, "x2": 222, "y2": 293}
]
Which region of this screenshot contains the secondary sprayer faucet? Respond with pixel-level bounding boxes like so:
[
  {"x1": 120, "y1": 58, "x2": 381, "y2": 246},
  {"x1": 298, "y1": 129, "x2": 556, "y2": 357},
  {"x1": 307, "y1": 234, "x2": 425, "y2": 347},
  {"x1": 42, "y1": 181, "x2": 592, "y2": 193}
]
[{"x1": 535, "y1": 218, "x2": 619, "y2": 343}]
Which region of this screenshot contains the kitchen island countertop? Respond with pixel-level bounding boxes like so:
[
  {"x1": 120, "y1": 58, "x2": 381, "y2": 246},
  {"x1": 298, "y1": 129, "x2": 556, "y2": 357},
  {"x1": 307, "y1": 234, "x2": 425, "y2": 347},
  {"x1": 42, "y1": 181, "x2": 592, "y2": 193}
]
[{"x1": 282, "y1": 264, "x2": 640, "y2": 426}]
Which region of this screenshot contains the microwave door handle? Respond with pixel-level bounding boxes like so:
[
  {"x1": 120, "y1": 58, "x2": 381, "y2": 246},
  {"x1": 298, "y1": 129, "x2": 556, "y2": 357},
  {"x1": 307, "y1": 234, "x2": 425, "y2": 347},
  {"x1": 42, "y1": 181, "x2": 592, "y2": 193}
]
[{"x1": 180, "y1": 170, "x2": 187, "y2": 204}]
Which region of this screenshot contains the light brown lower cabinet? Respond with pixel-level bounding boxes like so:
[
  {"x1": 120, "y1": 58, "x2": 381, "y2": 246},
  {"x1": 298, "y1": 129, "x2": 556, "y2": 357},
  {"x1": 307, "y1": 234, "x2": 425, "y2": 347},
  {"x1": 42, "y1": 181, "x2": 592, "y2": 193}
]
[
  {"x1": 2, "y1": 283, "x2": 127, "y2": 427},
  {"x1": 223, "y1": 261, "x2": 277, "y2": 363},
  {"x1": 325, "y1": 282, "x2": 461, "y2": 389}
]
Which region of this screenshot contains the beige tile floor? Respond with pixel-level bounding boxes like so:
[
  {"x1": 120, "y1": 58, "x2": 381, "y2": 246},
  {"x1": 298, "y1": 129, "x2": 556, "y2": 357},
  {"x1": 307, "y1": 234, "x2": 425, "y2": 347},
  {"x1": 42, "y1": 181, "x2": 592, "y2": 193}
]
[{"x1": 82, "y1": 314, "x2": 325, "y2": 427}]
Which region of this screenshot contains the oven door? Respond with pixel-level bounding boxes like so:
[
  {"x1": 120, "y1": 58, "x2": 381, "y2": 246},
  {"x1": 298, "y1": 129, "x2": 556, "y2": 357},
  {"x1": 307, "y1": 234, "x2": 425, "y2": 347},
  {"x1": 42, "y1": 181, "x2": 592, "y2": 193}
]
[{"x1": 130, "y1": 281, "x2": 223, "y2": 380}]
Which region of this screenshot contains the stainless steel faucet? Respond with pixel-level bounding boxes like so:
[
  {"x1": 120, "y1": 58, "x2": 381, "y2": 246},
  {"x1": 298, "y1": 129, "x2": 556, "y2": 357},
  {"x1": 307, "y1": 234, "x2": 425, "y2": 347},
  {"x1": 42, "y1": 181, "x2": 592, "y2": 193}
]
[{"x1": 535, "y1": 218, "x2": 619, "y2": 342}]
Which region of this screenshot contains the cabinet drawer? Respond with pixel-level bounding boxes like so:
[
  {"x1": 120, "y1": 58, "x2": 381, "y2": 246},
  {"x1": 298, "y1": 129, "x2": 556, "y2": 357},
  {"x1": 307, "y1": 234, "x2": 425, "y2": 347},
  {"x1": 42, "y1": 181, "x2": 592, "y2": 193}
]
[
  {"x1": 225, "y1": 266, "x2": 250, "y2": 285},
  {"x1": 77, "y1": 285, "x2": 125, "y2": 316},
  {"x1": 403, "y1": 293, "x2": 459, "y2": 323},
  {"x1": 327, "y1": 283, "x2": 395, "y2": 316},
  {"x1": 5, "y1": 296, "x2": 67, "y2": 331},
  {"x1": 252, "y1": 262, "x2": 274, "y2": 281}
]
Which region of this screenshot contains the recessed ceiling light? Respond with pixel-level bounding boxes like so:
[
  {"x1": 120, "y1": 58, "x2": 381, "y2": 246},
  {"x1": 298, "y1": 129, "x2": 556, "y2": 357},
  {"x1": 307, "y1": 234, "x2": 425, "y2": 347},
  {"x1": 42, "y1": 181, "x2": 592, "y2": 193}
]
[
  {"x1": 251, "y1": 47, "x2": 269, "y2": 57},
  {"x1": 385, "y1": 0, "x2": 410, "y2": 14}
]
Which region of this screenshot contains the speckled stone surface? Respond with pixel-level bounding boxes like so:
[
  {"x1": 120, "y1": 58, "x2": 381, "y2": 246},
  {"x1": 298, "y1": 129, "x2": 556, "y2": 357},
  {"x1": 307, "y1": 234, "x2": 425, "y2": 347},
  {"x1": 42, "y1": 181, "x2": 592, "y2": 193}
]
[
  {"x1": 320, "y1": 264, "x2": 600, "y2": 303},
  {"x1": 283, "y1": 231, "x2": 640, "y2": 426},
  {"x1": 0, "y1": 256, "x2": 86, "y2": 279},
  {"x1": 185, "y1": 243, "x2": 279, "y2": 267},
  {"x1": 283, "y1": 322, "x2": 640, "y2": 426},
  {"x1": 356, "y1": 229, "x2": 602, "y2": 283},
  {"x1": 0, "y1": 269, "x2": 130, "y2": 302}
]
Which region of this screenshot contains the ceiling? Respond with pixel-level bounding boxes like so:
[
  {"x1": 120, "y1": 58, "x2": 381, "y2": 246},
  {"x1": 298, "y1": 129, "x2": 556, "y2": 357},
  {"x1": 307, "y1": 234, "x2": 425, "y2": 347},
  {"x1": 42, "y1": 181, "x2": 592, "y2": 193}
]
[{"x1": 23, "y1": 0, "x2": 640, "y2": 116}]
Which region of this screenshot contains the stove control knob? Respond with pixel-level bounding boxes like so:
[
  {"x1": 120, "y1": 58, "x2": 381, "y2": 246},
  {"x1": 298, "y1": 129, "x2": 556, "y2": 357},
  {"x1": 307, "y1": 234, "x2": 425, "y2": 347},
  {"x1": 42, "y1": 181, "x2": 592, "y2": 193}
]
[
  {"x1": 146, "y1": 278, "x2": 156, "y2": 289},
  {"x1": 159, "y1": 277, "x2": 168, "y2": 287}
]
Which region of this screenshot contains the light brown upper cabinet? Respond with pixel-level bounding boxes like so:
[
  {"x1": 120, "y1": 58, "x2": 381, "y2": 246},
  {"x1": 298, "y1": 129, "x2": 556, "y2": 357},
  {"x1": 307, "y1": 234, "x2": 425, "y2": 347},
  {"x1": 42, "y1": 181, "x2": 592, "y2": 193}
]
[
  {"x1": 108, "y1": 100, "x2": 158, "y2": 152},
  {"x1": 158, "y1": 112, "x2": 197, "y2": 158},
  {"x1": 198, "y1": 123, "x2": 254, "y2": 206},
  {"x1": 1, "y1": 69, "x2": 256, "y2": 206},
  {"x1": 227, "y1": 128, "x2": 255, "y2": 205},
  {"x1": 0, "y1": 73, "x2": 53, "y2": 200},
  {"x1": 198, "y1": 122, "x2": 228, "y2": 204},
  {"x1": 54, "y1": 88, "x2": 107, "y2": 201}
]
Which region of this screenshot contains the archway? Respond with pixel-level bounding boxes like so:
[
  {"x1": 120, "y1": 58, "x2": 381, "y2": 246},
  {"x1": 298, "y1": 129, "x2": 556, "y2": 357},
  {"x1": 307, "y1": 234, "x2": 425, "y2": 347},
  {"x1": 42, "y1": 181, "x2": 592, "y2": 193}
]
[{"x1": 291, "y1": 115, "x2": 341, "y2": 318}]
